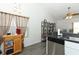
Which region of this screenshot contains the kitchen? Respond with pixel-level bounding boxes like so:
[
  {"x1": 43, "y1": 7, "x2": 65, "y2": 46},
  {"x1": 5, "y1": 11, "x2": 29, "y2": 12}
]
[{"x1": 41, "y1": 3, "x2": 79, "y2": 55}]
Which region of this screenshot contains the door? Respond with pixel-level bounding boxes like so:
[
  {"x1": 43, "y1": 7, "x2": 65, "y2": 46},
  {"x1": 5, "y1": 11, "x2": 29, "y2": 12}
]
[{"x1": 14, "y1": 38, "x2": 22, "y2": 54}]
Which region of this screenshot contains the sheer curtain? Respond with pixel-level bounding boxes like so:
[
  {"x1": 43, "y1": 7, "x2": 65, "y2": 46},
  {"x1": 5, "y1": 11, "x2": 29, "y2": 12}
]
[
  {"x1": 16, "y1": 16, "x2": 28, "y2": 37},
  {"x1": 0, "y1": 12, "x2": 12, "y2": 36}
]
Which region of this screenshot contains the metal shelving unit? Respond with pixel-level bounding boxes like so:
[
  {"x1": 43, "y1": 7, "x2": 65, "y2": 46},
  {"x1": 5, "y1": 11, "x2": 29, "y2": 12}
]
[{"x1": 41, "y1": 19, "x2": 56, "y2": 55}]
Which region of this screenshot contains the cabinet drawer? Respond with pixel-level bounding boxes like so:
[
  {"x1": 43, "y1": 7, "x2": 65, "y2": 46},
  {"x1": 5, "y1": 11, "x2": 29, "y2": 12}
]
[{"x1": 69, "y1": 37, "x2": 79, "y2": 41}]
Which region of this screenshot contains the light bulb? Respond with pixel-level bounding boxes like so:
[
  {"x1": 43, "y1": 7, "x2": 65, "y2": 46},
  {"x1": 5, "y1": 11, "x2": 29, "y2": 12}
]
[
  {"x1": 65, "y1": 16, "x2": 72, "y2": 20},
  {"x1": 69, "y1": 16, "x2": 72, "y2": 19},
  {"x1": 65, "y1": 16, "x2": 69, "y2": 20}
]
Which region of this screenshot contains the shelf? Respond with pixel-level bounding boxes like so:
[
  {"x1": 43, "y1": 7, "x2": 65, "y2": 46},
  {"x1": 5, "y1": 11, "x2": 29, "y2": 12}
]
[
  {"x1": 4, "y1": 46, "x2": 13, "y2": 49},
  {"x1": 4, "y1": 48, "x2": 14, "y2": 55}
]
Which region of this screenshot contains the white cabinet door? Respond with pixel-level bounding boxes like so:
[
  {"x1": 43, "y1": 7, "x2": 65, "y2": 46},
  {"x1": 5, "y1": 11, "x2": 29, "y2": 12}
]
[
  {"x1": 65, "y1": 46, "x2": 79, "y2": 55},
  {"x1": 65, "y1": 41, "x2": 79, "y2": 55}
]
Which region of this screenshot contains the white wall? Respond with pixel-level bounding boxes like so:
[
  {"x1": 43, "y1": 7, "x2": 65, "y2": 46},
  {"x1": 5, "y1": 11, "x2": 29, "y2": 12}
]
[
  {"x1": 21, "y1": 3, "x2": 54, "y2": 47},
  {"x1": 0, "y1": 3, "x2": 54, "y2": 47}
]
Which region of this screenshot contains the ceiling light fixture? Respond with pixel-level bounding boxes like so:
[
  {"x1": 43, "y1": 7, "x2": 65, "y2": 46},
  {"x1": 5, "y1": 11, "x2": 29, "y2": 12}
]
[
  {"x1": 65, "y1": 7, "x2": 79, "y2": 20},
  {"x1": 65, "y1": 7, "x2": 73, "y2": 20}
]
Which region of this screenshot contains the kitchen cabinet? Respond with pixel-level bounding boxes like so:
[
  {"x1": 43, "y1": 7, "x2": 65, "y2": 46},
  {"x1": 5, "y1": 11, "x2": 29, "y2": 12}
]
[
  {"x1": 65, "y1": 37, "x2": 79, "y2": 55},
  {"x1": 48, "y1": 41, "x2": 64, "y2": 55},
  {"x1": 48, "y1": 37, "x2": 64, "y2": 55}
]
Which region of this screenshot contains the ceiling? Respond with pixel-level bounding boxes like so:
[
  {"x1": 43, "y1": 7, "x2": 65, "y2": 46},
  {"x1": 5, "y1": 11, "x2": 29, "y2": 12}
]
[{"x1": 40, "y1": 3, "x2": 79, "y2": 20}]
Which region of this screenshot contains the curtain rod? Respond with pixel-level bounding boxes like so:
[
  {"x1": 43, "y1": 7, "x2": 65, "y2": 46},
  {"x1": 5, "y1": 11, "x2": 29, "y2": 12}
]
[{"x1": 0, "y1": 11, "x2": 29, "y2": 19}]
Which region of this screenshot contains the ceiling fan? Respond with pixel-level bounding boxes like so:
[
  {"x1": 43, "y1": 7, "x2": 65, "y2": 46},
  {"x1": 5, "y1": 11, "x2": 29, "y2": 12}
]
[{"x1": 65, "y1": 7, "x2": 79, "y2": 20}]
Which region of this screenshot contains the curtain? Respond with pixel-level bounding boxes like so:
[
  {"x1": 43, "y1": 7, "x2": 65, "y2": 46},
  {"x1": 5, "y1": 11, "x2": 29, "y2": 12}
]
[
  {"x1": 16, "y1": 16, "x2": 28, "y2": 37},
  {"x1": 0, "y1": 13, "x2": 12, "y2": 36},
  {"x1": 0, "y1": 13, "x2": 2, "y2": 36}
]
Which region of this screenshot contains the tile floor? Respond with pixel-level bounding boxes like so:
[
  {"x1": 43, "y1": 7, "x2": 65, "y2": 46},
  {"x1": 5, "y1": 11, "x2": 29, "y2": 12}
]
[{"x1": 19, "y1": 41, "x2": 64, "y2": 55}]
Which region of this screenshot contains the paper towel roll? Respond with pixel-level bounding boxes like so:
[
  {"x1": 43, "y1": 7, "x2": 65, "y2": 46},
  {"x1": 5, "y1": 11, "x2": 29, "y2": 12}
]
[{"x1": 58, "y1": 29, "x2": 61, "y2": 35}]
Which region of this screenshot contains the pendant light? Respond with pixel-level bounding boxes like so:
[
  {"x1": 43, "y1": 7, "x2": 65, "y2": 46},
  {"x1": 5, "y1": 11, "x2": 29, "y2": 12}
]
[
  {"x1": 65, "y1": 7, "x2": 73, "y2": 20},
  {"x1": 65, "y1": 7, "x2": 79, "y2": 20}
]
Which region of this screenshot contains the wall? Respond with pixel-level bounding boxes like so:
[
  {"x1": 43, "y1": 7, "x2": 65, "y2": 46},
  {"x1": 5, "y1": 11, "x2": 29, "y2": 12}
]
[{"x1": 21, "y1": 3, "x2": 54, "y2": 47}]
